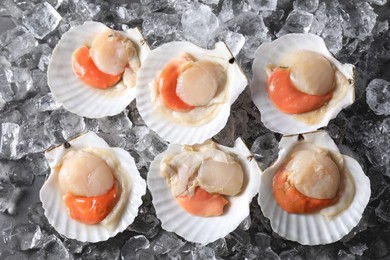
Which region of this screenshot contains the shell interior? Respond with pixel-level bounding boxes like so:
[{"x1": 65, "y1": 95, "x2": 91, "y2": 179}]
[
  {"x1": 40, "y1": 132, "x2": 146, "y2": 242},
  {"x1": 147, "y1": 138, "x2": 261, "y2": 244},
  {"x1": 136, "y1": 41, "x2": 247, "y2": 145},
  {"x1": 258, "y1": 131, "x2": 370, "y2": 245},
  {"x1": 48, "y1": 21, "x2": 151, "y2": 118},
  {"x1": 250, "y1": 33, "x2": 355, "y2": 135}
]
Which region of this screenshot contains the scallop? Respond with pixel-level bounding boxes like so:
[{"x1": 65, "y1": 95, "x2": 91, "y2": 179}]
[
  {"x1": 147, "y1": 138, "x2": 261, "y2": 244},
  {"x1": 136, "y1": 41, "x2": 247, "y2": 145},
  {"x1": 258, "y1": 131, "x2": 370, "y2": 245},
  {"x1": 48, "y1": 21, "x2": 150, "y2": 118},
  {"x1": 250, "y1": 33, "x2": 355, "y2": 135},
  {"x1": 40, "y1": 132, "x2": 146, "y2": 242}
]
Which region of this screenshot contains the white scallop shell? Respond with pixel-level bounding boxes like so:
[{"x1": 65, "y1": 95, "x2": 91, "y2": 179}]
[
  {"x1": 250, "y1": 33, "x2": 355, "y2": 135},
  {"x1": 48, "y1": 21, "x2": 150, "y2": 118},
  {"x1": 147, "y1": 138, "x2": 261, "y2": 244},
  {"x1": 40, "y1": 132, "x2": 146, "y2": 242},
  {"x1": 136, "y1": 41, "x2": 247, "y2": 145},
  {"x1": 258, "y1": 131, "x2": 370, "y2": 245}
]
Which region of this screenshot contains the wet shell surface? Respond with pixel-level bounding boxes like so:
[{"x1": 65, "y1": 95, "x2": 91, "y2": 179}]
[
  {"x1": 40, "y1": 132, "x2": 146, "y2": 242},
  {"x1": 250, "y1": 33, "x2": 355, "y2": 135},
  {"x1": 48, "y1": 21, "x2": 150, "y2": 118},
  {"x1": 147, "y1": 138, "x2": 261, "y2": 244},
  {"x1": 136, "y1": 41, "x2": 247, "y2": 145},
  {"x1": 258, "y1": 131, "x2": 370, "y2": 245}
]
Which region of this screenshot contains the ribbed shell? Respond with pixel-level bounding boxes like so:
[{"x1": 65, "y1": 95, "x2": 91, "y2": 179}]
[
  {"x1": 40, "y1": 132, "x2": 146, "y2": 242},
  {"x1": 257, "y1": 131, "x2": 370, "y2": 245},
  {"x1": 136, "y1": 41, "x2": 247, "y2": 145},
  {"x1": 147, "y1": 138, "x2": 261, "y2": 244},
  {"x1": 250, "y1": 33, "x2": 355, "y2": 135},
  {"x1": 48, "y1": 21, "x2": 150, "y2": 118}
]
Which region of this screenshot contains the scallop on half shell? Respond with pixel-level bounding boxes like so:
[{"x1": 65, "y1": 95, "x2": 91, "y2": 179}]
[
  {"x1": 48, "y1": 21, "x2": 150, "y2": 118},
  {"x1": 250, "y1": 33, "x2": 355, "y2": 135},
  {"x1": 40, "y1": 132, "x2": 146, "y2": 242},
  {"x1": 147, "y1": 138, "x2": 261, "y2": 244},
  {"x1": 258, "y1": 131, "x2": 370, "y2": 245},
  {"x1": 136, "y1": 41, "x2": 247, "y2": 145}
]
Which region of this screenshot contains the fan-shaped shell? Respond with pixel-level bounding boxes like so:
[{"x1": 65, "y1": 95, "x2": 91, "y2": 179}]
[
  {"x1": 258, "y1": 131, "x2": 370, "y2": 245},
  {"x1": 136, "y1": 41, "x2": 247, "y2": 145},
  {"x1": 40, "y1": 132, "x2": 146, "y2": 242},
  {"x1": 250, "y1": 33, "x2": 355, "y2": 135},
  {"x1": 48, "y1": 21, "x2": 150, "y2": 118},
  {"x1": 147, "y1": 138, "x2": 261, "y2": 244}
]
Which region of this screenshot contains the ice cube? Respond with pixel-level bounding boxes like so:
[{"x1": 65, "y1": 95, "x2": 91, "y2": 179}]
[
  {"x1": 9, "y1": 159, "x2": 35, "y2": 186},
  {"x1": 63, "y1": 238, "x2": 88, "y2": 255},
  {"x1": 31, "y1": 69, "x2": 49, "y2": 93},
  {"x1": 0, "y1": 122, "x2": 20, "y2": 160},
  {"x1": 293, "y1": 0, "x2": 319, "y2": 12},
  {"x1": 98, "y1": 110, "x2": 132, "y2": 134},
  {"x1": 97, "y1": 133, "x2": 127, "y2": 149},
  {"x1": 250, "y1": 132, "x2": 279, "y2": 169},
  {"x1": 128, "y1": 209, "x2": 160, "y2": 238},
  {"x1": 44, "y1": 108, "x2": 86, "y2": 143},
  {"x1": 366, "y1": 0, "x2": 388, "y2": 5},
  {"x1": 81, "y1": 243, "x2": 120, "y2": 260},
  {"x1": 279, "y1": 249, "x2": 304, "y2": 259},
  {"x1": 341, "y1": 2, "x2": 377, "y2": 40},
  {"x1": 277, "y1": 10, "x2": 314, "y2": 36},
  {"x1": 27, "y1": 203, "x2": 51, "y2": 230},
  {"x1": 140, "y1": 0, "x2": 170, "y2": 13},
  {"x1": 0, "y1": 180, "x2": 23, "y2": 215},
  {"x1": 121, "y1": 235, "x2": 150, "y2": 259},
  {"x1": 218, "y1": 0, "x2": 235, "y2": 23},
  {"x1": 366, "y1": 79, "x2": 390, "y2": 116},
  {"x1": 2, "y1": 0, "x2": 23, "y2": 18},
  {"x1": 255, "y1": 232, "x2": 271, "y2": 248},
  {"x1": 38, "y1": 44, "x2": 53, "y2": 72},
  {"x1": 151, "y1": 232, "x2": 185, "y2": 256},
  {"x1": 0, "y1": 67, "x2": 33, "y2": 102},
  {"x1": 36, "y1": 235, "x2": 72, "y2": 260},
  {"x1": 345, "y1": 242, "x2": 368, "y2": 256},
  {"x1": 3, "y1": 223, "x2": 43, "y2": 251},
  {"x1": 337, "y1": 250, "x2": 355, "y2": 260},
  {"x1": 37, "y1": 93, "x2": 62, "y2": 112},
  {"x1": 247, "y1": 0, "x2": 278, "y2": 11},
  {"x1": 192, "y1": 247, "x2": 216, "y2": 259},
  {"x1": 22, "y1": 2, "x2": 62, "y2": 39},
  {"x1": 181, "y1": 3, "x2": 219, "y2": 48},
  {"x1": 17, "y1": 114, "x2": 54, "y2": 157},
  {"x1": 218, "y1": 30, "x2": 246, "y2": 57},
  {"x1": 24, "y1": 153, "x2": 49, "y2": 176},
  {"x1": 142, "y1": 12, "x2": 183, "y2": 48},
  {"x1": 213, "y1": 116, "x2": 235, "y2": 147}
]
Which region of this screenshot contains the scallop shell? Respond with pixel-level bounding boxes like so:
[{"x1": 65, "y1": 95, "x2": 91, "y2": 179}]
[
  {"x1": 258, "y1": 131, "x2": 370, "y2": 245},
  {"x1": 48, "y1": 21, "x2": 150, "y2": 118},
  {"x1": 147, "y1": 138, "x2": 261, "y2": 244},
  {"x1": 250, "y1": 33, "x2": 355, "y2": 135},
  {"x1": 40, "y1": 132, "x2": 146, "y2": 242},
  {"x1": 136, "y1": 41, "x2": 247, "y2": 145}
]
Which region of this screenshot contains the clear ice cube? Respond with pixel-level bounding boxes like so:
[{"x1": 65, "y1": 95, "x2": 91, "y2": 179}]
[
  {"x1": 0, "y1": 122, "x2": 20, "y2": 160},
  {"x1": 151, "y1": 232, "x2": 185, "y2": 256},
  {"x1": 181, "y1": 3, "x2": 219, "y2": 48},
  {"x1": 247, "y1": 0, "x2": 278, "y2": 11},
  {"x1": 277, "y1": 10, "x2": 314, "y2": 36},
  {"x1": 22, "y1": 2, "x2": 62, "y2": 39},
  {"x1": 366, "y1": 78, "x2": 390, "y2": 116},
  {"x1": 3, "y1": 223, "x2": 43, "y2": 251},
  {"x1": 293, "y1": 0, "x2": 319, "y2": 12},
  {"x1": 250, "y1": 132, "x2": 279, "y2": 169},
  {"x1": 121, "y1": 235, "x2": 150, "y2": 259},
  {"x1": 98, "y1": 110, "x2": 132, "y2": 134}
]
